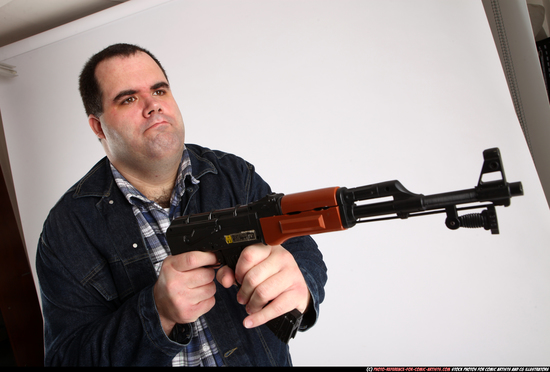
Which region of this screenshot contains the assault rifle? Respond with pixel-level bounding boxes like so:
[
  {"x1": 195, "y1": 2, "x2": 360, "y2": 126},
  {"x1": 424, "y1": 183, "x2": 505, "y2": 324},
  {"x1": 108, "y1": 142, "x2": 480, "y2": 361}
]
[{"x1": 166, "y1": 148, "x2": 523, "y2": 344}]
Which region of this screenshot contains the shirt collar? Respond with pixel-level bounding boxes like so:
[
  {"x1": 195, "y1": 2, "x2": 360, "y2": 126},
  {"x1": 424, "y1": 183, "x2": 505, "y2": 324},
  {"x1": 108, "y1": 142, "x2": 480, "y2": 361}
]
[{"x1": 110, "y1": 148, "x2": 199, "y2": 210}]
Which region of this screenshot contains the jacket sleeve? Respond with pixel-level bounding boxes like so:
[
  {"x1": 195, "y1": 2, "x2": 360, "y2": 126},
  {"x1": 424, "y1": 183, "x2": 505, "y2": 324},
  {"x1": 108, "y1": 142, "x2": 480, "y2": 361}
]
[{"x1": 36, "y1": 210, "x2": 186, "y2": 366}]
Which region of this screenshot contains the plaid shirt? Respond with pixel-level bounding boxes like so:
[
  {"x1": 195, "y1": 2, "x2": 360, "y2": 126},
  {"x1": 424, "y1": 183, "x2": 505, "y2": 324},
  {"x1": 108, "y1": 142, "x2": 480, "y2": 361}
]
[{"x1": 111, "y1": 149, "x2": 223, "y2": 366}]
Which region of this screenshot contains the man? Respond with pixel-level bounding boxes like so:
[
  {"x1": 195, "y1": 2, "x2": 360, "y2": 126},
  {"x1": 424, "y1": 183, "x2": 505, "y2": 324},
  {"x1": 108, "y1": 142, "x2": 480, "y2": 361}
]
[{"x1": 35, "y1": 43, "x2": 327, "y2": 366}]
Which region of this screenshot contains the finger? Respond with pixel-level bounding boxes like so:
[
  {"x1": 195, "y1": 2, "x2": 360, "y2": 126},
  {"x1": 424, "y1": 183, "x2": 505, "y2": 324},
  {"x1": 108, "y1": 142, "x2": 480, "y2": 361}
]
[
  {"x1": 246, "y1": 277, "x2": 311, "y2": 316},
  {"x1": 242, "y1": 293, "x2": 295, "y2": 329},
  {"x1": 185, "y1": 266, "x2": 217, "y2": 289},
  {"x1": 154, "y1": 273, "x2": 217, "y2": 326},
  {"x1": 216, "y1": 265, "x2": 237, "y2": 288},
  {"x1": 235, "y1": 244, "x2": 273, "y2": 305},
  {"x1": 236, "y1": 258, "x2": 278, "y2": 306},
  {"x1": 242, "y1": 246, "x2": 310, "y2": 314},
  {"x1": 170, "y1": 251, "x2": 218, "y2": 272},
  {"x1": 237, "y1": 244, "x2": 297, "y2": 307},
  {"x1": 240, "y1": 268, "x2": 283, "y2": 312},
  {"x1": 234, "y1": 243, "x2": 271, "y2": 285},
  {"x1": 158, "y1": 266, "x2": 216, "y2": 301},
  {"x1": 185, "y1": 281, "x2": 218, "y2": 308},
  {"x1": 173, "y1": 283, "x2": 217, "y2": 324}
]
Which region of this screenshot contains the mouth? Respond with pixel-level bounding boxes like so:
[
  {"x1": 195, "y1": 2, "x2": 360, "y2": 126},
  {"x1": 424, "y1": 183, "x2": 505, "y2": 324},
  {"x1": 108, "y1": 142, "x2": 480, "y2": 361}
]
[{"x1": 145, "y1": 118, "x2": 170, "y2": 132}]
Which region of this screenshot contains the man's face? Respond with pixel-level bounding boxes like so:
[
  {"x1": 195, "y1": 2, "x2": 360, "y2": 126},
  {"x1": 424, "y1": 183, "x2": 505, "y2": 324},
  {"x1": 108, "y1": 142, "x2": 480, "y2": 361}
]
[{"x1": 89, "y1": 52, "x2": 185, "y2": 173}]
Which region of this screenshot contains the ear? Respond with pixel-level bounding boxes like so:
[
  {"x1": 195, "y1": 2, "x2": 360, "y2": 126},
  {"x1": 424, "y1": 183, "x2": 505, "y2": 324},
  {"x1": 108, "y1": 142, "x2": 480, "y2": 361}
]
[{"x1": 88, "y1": 115, "x2": 106, "y2": 140}]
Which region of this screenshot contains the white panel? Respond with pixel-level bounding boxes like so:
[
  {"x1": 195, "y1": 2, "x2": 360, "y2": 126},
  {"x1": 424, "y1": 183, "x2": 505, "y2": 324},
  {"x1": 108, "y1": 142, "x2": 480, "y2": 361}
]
[
  {"x1": 483, "y1": 0, "x2": 550, "y2": 207},
  {"x1": 0, "y1": 0, "x2": 548, "y2": 366}
]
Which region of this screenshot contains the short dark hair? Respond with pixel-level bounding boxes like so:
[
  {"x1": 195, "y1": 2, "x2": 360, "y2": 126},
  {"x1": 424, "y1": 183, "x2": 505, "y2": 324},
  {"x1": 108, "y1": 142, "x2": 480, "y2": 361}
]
[{"x1": 78, "y1": 43, "x2": 168, "y2": 117}]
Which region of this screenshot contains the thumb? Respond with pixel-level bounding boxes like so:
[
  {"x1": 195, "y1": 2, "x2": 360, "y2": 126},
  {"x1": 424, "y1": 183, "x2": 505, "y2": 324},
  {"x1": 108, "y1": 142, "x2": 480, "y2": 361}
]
[{"x1": 216, "y1": 265, "x2": 238, "y2": 288}]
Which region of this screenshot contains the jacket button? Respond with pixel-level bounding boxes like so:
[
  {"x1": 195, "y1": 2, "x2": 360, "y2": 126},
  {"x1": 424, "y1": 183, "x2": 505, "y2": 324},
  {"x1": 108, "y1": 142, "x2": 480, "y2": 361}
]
[
  {"x1": 109, "y1": 200, "x2": 114, "y2": 204},
  {"x1": 132, "y1": 243, "x2": 138, "y2": 248}
]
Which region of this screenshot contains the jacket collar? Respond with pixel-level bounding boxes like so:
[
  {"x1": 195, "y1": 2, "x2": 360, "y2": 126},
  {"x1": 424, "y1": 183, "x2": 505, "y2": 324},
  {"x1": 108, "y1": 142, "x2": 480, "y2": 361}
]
[{"x1": 72, "y1": 144, "x2": 217, "y2": 199}]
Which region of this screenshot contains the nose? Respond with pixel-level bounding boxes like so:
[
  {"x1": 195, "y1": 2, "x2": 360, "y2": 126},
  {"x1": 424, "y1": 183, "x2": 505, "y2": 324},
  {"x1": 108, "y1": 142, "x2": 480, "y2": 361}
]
[{"x1": 144, "y1": 98, "x2": 162, "y2": 117}]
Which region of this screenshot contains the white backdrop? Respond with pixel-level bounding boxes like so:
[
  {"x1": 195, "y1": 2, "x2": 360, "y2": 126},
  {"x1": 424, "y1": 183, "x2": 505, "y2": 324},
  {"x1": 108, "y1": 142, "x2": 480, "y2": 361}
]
[{"x1": 0, "y1": 0, "x2": 549, "y2": 366}]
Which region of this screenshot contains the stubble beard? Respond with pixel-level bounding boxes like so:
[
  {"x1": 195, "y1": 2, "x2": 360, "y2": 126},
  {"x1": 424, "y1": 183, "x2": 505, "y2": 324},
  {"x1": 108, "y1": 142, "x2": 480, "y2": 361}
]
[{"x1": 145, "y1": 131, "x2": 184, "y2": 161}]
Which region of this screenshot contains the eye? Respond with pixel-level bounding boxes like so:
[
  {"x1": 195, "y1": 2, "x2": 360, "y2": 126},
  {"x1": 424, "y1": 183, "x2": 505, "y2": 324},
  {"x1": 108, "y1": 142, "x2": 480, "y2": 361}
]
[
  {"x1": 153, "y1": 89, "x2": 166, "y2": 96},
  {"x1": 122, "y1": 96, "x2": 136, "y2": 105}
]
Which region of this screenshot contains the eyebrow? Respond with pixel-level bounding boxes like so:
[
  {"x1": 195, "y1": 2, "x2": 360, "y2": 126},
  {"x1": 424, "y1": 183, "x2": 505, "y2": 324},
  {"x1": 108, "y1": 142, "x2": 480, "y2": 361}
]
[
  {"x1": 152, "y1": 81, "x2": 169, "y2": 91},
  {"x1": 112, "y1": 81, "x2": 170, "y2": 103}
]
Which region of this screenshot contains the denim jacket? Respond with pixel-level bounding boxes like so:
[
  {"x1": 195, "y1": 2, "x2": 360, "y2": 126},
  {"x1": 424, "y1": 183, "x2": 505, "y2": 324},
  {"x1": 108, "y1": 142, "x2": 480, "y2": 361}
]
[{"x1": 35, "y1": 144, "x2": 327, "y2": 366}]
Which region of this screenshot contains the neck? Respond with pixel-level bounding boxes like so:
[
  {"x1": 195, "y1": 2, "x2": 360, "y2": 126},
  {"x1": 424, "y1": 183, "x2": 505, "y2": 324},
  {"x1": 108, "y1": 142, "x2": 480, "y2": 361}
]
[{"x1": 112, "y1": 156, "x2": 181, "y2": 208}]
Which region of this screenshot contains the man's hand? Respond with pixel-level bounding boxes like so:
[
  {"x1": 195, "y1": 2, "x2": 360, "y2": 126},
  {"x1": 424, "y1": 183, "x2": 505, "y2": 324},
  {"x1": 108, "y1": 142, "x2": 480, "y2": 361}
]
[
  {"x1": 216, "y1": 244, "x2": 311, "y2": 329},
  {"x1": 154, "y1": 251, "x2": 219, "y2": 335}
]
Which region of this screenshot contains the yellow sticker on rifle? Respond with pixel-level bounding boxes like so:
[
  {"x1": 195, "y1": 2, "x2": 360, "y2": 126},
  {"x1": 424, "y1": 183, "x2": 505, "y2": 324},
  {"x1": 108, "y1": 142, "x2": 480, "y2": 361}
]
[{"x1": 224, "y1": 230, "x2": 257, "y2": 245}]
